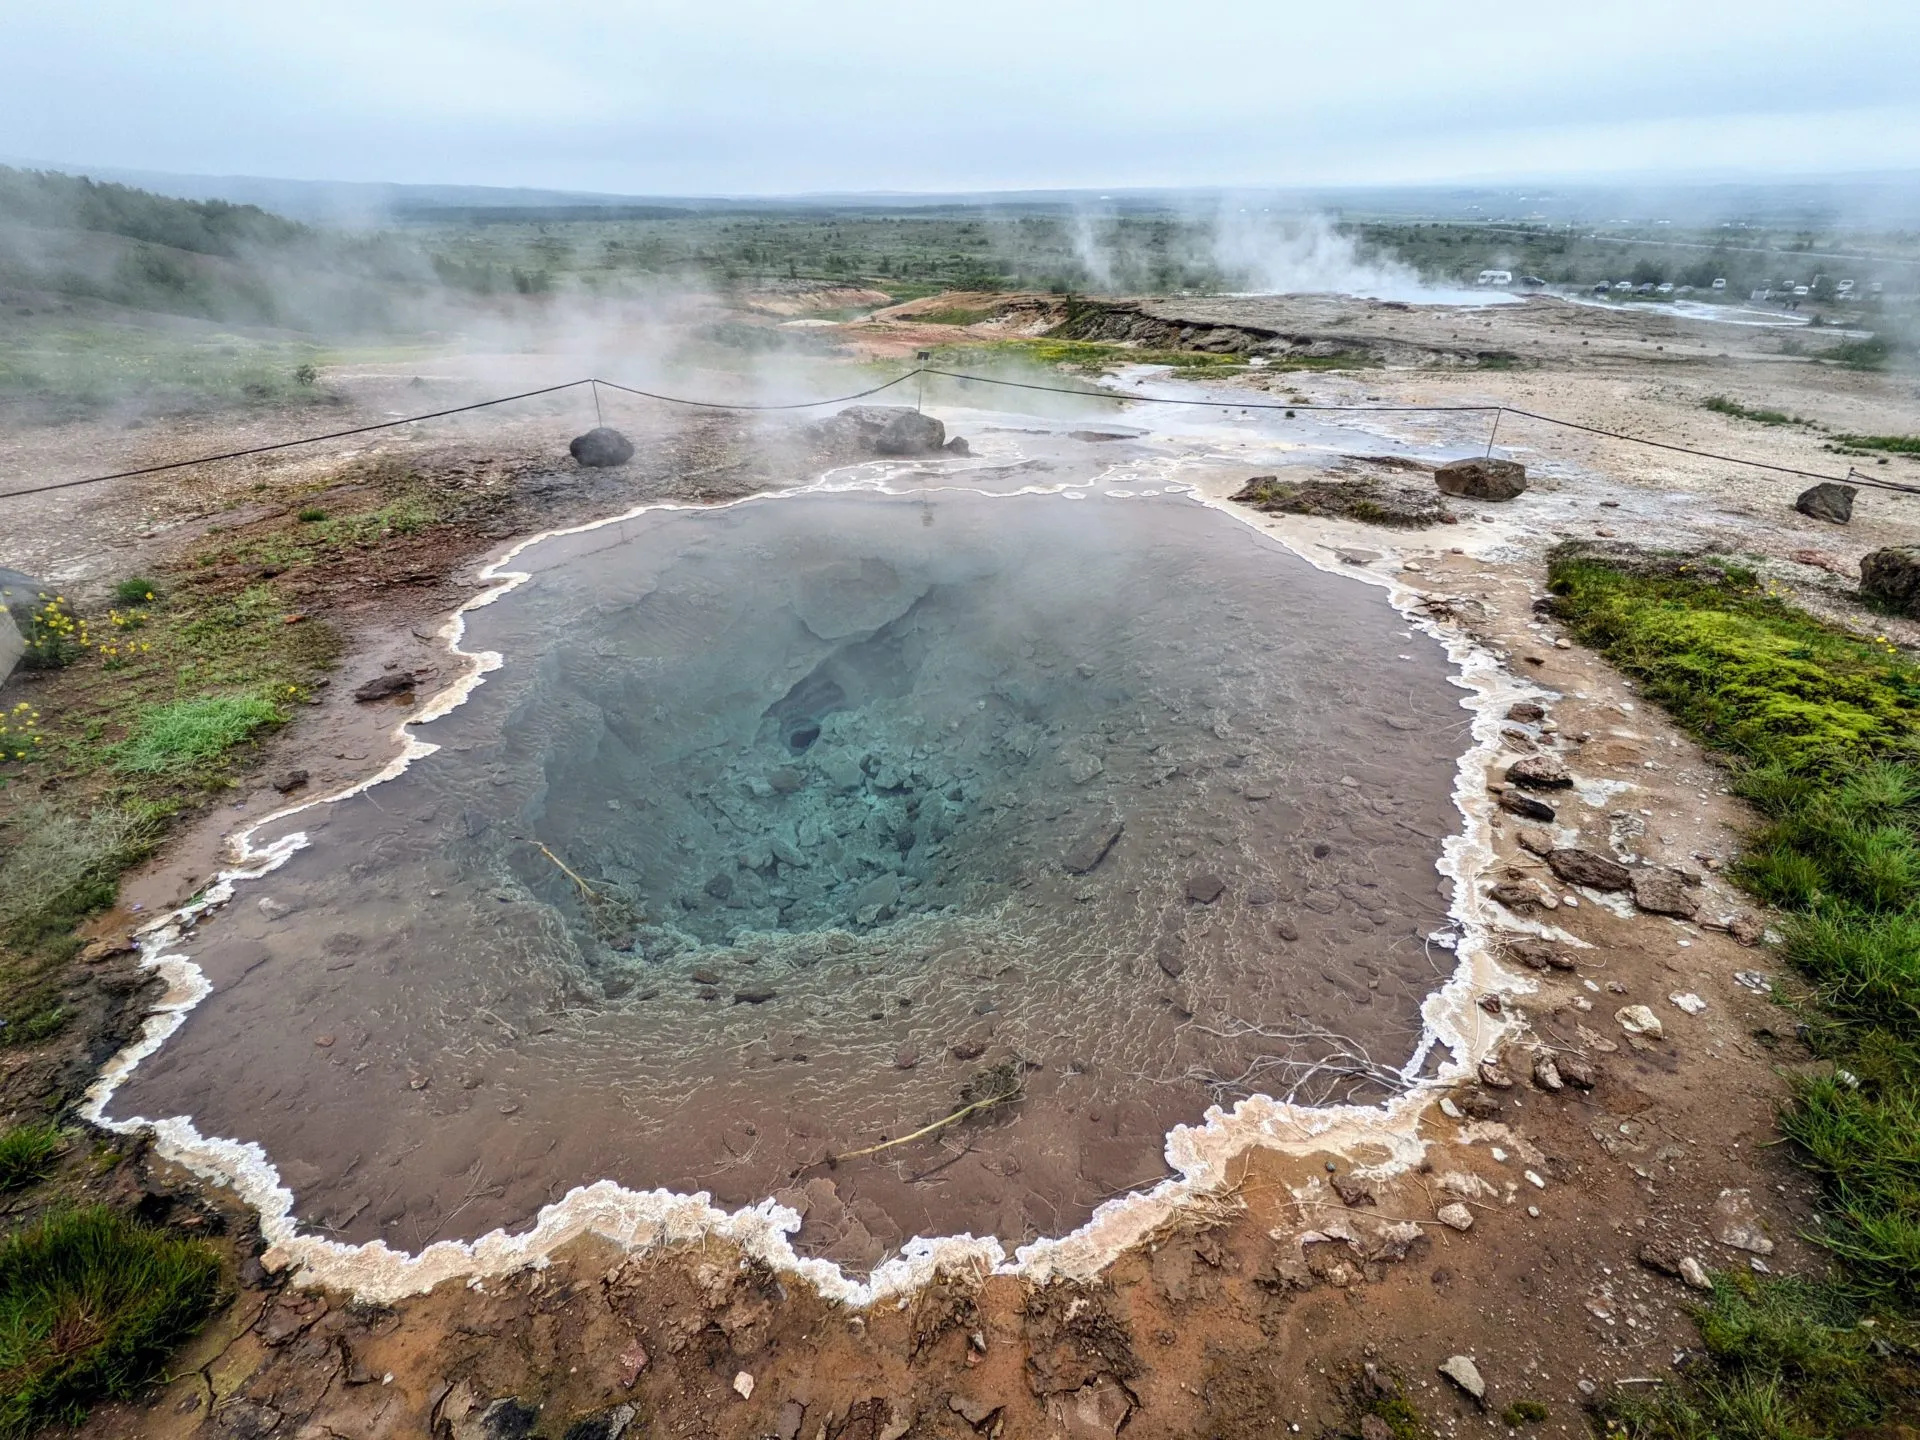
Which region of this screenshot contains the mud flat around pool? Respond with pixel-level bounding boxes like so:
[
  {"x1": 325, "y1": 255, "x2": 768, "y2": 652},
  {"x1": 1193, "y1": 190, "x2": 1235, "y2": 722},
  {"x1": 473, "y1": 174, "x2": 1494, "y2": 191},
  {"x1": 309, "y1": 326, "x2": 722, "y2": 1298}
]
[{"x1": 106, "y1": 485, "x2": 1470, "y2": 1270}]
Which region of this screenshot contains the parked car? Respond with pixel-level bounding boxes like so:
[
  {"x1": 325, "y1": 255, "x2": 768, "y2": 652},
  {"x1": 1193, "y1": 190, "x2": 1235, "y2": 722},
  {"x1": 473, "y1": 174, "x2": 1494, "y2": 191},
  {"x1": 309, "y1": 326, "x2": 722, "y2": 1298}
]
[{"x1": 1711, "y1": 277, "x2": 1728, "y2": 290}]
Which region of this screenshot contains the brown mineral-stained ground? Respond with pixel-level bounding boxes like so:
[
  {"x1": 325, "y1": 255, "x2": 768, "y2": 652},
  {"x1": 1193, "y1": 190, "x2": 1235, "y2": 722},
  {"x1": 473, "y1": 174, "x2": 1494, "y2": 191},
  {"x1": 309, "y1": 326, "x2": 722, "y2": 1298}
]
[{"x1": 1, "y1": 285, "x2": 1909, "y2": 1437}]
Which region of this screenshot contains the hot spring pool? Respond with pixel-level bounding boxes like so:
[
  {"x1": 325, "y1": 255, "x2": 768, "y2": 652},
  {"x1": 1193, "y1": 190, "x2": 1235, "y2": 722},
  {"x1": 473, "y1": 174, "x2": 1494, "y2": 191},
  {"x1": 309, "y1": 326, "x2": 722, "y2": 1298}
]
[{"x1": 109, "y1": 480, "x2": 1470, "y2": 1268}]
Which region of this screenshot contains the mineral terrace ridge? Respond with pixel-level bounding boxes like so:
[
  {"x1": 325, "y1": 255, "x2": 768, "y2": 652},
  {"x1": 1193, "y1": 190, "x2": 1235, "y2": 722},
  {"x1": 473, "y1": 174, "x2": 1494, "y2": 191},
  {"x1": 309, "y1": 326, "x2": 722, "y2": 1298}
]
[{"x1": 1, "y1": 280, "x2": 1915, "y2": 1440}]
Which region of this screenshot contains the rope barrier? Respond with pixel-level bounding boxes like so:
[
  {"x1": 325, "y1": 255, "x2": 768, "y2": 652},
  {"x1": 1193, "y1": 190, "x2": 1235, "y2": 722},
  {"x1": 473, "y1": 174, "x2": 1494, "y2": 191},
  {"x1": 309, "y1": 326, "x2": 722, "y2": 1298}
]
[
  {"x1": 2, "y1": 360, "x2": 1912, "y2": 501},
  {"x1": 0, "y1": 371, "x2": 921, "y2": 502}
]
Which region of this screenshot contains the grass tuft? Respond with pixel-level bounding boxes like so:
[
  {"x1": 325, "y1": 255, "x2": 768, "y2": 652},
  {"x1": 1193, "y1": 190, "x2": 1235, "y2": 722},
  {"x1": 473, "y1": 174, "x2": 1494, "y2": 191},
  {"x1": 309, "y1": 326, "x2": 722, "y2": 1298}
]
[
  {"x1": 110, "y1": 694, "x2": 281, "y2": 776},
  {"x1": 0, "y1": 1207, "x2": 220, "y2": 1438},
  {"x1": 0, "y1": 1124, "x2": 63, "y2": 1192}
]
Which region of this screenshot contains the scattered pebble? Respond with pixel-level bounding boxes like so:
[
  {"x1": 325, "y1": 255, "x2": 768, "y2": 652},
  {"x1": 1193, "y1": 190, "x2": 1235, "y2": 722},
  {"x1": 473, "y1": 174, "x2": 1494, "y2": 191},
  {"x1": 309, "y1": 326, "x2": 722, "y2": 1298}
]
[
  {"x1": 1437, "y1": 1203, "x2": 1475, "y2": 1232},
  {"x1": 733, "y1": 1371, "x2": 755, "y2": 1400},
  {"x1": 1669, "y1": 992, "x2": 1707, "y2": 1015}
]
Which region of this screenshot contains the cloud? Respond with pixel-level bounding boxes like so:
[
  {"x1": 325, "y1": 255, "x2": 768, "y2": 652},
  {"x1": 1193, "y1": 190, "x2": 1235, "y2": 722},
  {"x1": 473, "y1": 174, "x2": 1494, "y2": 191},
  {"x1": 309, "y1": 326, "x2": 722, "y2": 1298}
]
[{"x1": 4, "y1": 0, "x2": 1917, "y2": 192}]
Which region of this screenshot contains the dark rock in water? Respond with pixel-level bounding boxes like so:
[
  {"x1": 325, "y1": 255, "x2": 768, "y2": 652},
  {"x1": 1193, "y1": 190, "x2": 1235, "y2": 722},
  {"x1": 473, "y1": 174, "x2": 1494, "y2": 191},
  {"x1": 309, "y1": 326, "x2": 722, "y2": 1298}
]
[
  {"x1": 1862, "y1": 548, "x2": 1920, "y2": 616},
  {"x1": 1061, "y1": 818, "x2": 1125, "y2": 875},
  {"x1": 893, "y1": 1046, "x2": 918, "y2": 1070},
  {"x1": 1793, "y1": 482, "x2": 1856, "y2": 524},
  {"x1": 1631, "y1": 867, "x2": 1699, "y2": 918},
  {"x1": 1156, "y1": 942, "x2": 1185, "y2": 978},
  {"x1": 272, "y1": 769, "x2": 309, "y2": 795},
  {"x1": 733, "y1": 986, "x2": 777, "y2": 1004},
  {"x1": 1505, "y1": 701, "x2": 1545, "y2": 723},
  {"x1": 1186, "y1": 873, "x2": 1226, "y2": 904},
  {"x1": 689, "y1": 968, "x2": 722, "y2": 986},
  {"x1": 1497, "y1": 789, "x2": 1556, "y2": 822},
  {"x1": 1545, "y1": 847, "x2": 1632, "y2": 892},
  {"x1": 353, "y1": 671, "x2": 417, "y2": 702},
  {"x1": 1505, "y1": 753, "x2": 1571, "y2": 789},
  {"x1": 816, "y1": 406, "x2": 947, "y2": 456},
  {"x1": 951, "y1": 1040, "x2": 988, "y2": 1061},
  {"x1": 704, "y1": 873, "x2": 734, "y2": 901},
  {"x1": 944, "y1": 435, "x2": 972, "y2": 456},
  {"x1": 569, "y1": 427, "x2": 635, "y2": 467},
  {"x1": 1274, "y1": 920, "x2": 1301, "y2": 942},
  {"x1": 1434, "y1": 457, "x2": 1526, "y2": 500}
]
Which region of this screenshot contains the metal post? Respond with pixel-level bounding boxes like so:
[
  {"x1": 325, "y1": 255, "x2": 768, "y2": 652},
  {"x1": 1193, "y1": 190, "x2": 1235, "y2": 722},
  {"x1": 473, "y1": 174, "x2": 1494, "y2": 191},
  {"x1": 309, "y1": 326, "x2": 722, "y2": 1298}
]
[
  {"x1": 592, "y1": 379, "x2": 604, "y2": 427},
  {"x1": 1484, "y1": 407, "x2": 1503, "y2": 458}
]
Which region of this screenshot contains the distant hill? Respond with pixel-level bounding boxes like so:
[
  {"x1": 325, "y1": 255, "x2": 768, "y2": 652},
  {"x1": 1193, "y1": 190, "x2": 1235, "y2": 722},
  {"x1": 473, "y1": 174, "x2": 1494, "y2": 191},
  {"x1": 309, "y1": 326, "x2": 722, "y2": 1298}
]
[{"x1": 0, "y1": 165, "x2": 438, "y2": 330}]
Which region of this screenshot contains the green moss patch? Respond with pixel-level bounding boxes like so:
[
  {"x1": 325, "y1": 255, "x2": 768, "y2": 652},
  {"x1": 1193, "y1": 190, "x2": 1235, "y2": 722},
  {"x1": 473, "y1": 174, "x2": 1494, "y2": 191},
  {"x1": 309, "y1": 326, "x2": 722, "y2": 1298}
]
[{"x1": 1558, "y1": 549, "x2": 1920, "y2": 1438}]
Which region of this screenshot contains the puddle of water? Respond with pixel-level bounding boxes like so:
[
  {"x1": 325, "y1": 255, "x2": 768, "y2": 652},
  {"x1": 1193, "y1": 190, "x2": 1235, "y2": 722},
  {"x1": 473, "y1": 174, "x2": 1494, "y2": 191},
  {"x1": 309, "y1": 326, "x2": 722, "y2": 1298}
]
[{"x1": 106, "y1": 473, "x2": 1470, "y2": 1271}]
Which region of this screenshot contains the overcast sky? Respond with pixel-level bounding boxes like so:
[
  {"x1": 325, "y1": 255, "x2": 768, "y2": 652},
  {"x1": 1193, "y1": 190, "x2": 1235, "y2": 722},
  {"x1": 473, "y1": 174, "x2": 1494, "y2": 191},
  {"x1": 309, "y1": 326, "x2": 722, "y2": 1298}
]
[{"x1": 7, "y1": 0, "x2": 1918, "y2": 194}]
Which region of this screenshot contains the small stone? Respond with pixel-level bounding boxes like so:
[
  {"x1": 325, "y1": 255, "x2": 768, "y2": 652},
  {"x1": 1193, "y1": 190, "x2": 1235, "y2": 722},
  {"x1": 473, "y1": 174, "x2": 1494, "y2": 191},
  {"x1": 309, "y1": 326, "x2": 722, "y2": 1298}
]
[
  {"x1": 1332, "y1": 1174, "x2": 1376, "y2": 1207},
  {"x1": 272, "y1": 769, "x2": 310, "y2": 794},
  {"x1": 1478, "y1": 993, "x2": 1503, "y2": 1015},
  {"x1": 1477, "y1": 1059, "x2": 1515, "y2": 1090},
  {"x1": 1156, "y1": 943, "x2": 1185, "y2": 979},
  {"x1": 1361, "y1": 1416, "x2": 1395, "y2": 1440},
  {"x1": 733, "y1": 1371, "x2": 755, "y2": 1401},
  {"x1": 1711, "y1": 1188, "x2": 1775, "y2": 1254},
  {"x1": 1615, "y1": 1004, "x2": 1664, "y2": 1039},
  {"x1": 1497, "y1": 789, "x2": 1557, "y2": 822},
  {"x1": 774, "y1": 1400, "x2": 807, "y2": 1440},
  {"x1": 951, "y1": 1041, "x2": 987, "y2": 1061},
  {"x1": 314, "y1": 1034, "x2": 336, "y2": 1048},
  {"x1": 1456, "y1": 1088, "x2": 1504, "y2": 1120},
  {"x1": 1489, "y1": 880, "x2": 1551, "y2": 913},
  {"x1": 1061, "y1": 818, "x2": 1125, "y2": 875},
  {"x1": 1678, "y1": 1256, "x2": 1713, "y2": 1291},
  {"x1": 1516, "y1": 827, "x2": 1554, "y2": 856},
  {"x1": 1556, "y1": 1052, "x2": 1597, "y2": 1089},
  {"x1": 1531, "y1": 1055, "x2": 1563, "y2": 1091},
  {"x1": 1506, "y1": 702, "x2": 1545, "y2": 723},
  {"x1": 1546, "y1": 848, "x2": 1632, "y2": 891},
  {"x1": 1728, "y1": 912, "x2": 1765, "y2": 946},
  {"x1": 352, "y1": 671, "x2": 417, "y2": 703},
  {"x1": 1632, "y1": 868, "x2": 1700, "y2": 918},
  {"x1": 732, "y1": 987, "x2": 777, "y2": 1005},
  {"x1": 1274, "y1": 920, "x2": 1301, "y2": 942},
  {"x1": 1638, "y1": 1243, "x2": 1683, "y2": 1277},
  {"x1": 893, "y1": 1047, "x2": 919, "y2": 1070},
  {"x1": 1185, "y1": 873, "x2": 1227, "y2": 904},
  {"x1": 258, "y1": 897, "x2": 291, "y2": 920},
  {"x1": 1506, "y1": 754, "x2": 1571, "y2": 790},
  {"x1": 1669, "y1": 992, "x2": 1707, "y2": 1015},
  {"x1": 408, "y1": 1076, "x2": 430, "y2": 1091},
  {"x1": 1438, "y1": 1353, "x2": 1487, "y2": 1401}
]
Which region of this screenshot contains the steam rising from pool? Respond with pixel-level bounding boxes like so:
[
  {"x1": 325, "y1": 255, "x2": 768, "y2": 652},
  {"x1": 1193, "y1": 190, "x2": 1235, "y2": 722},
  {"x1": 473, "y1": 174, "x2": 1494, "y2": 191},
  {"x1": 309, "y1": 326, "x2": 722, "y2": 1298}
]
[{"x1": 107, "y1": 467, "x2": 1470, "y2": 1270}]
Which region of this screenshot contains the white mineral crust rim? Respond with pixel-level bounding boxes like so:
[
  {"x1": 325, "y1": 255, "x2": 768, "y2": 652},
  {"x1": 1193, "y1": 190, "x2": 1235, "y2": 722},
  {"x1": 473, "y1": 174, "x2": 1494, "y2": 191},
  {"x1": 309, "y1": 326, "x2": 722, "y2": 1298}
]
[{"x1": 80, "y1": 423, "x2": 1530, "y2": 1307}]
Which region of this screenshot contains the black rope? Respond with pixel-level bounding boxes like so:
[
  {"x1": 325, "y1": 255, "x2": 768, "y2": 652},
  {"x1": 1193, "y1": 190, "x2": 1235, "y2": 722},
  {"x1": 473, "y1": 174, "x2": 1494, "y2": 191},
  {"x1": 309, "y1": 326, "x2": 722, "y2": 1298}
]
[
  {"x1": 4, "y1": 359, "x2": 1911, "y2": 501},
  {"x1": 0, "y1": 370, "x2": 921, "y2": 502},
  {"x1": 922, "y1": 367, "x2": 1919, "y2": 494}
]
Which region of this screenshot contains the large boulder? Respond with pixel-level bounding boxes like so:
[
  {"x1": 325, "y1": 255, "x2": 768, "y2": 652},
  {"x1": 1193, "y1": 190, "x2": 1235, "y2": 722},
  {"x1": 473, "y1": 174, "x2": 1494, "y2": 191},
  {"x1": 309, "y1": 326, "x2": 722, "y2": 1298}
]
[
  {"x1": 0, "y1": 569, "x2": 45, "y2": 686},
  {"x1": 1794, "y1": 482, "x2": 1856, "y2": 524},
  {"x1": 1862, "y1": 548, "x2": 1920, "y2": 616},
  {"x1": 569, "y1": 427, "x2": 635, "y2": 467},
  {"x1": 0, "y1": 568, "x2": 46, "y2": 631},
  {"x1": 816, "y1": 406, "x2": 947, "y2": 456},
  {"x1": 0, "y1": 607, "x2": 20, "y2": 686},
  {"x1": 1434, "y1": 457, "x2": 1527, "y2": 501}
]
